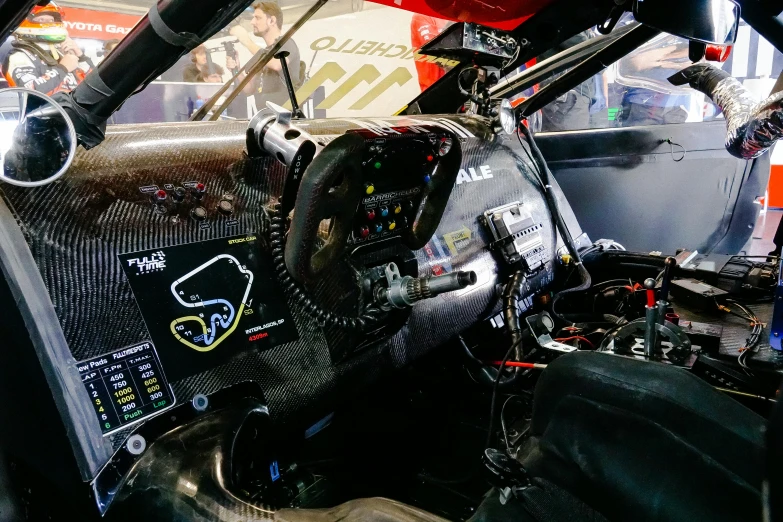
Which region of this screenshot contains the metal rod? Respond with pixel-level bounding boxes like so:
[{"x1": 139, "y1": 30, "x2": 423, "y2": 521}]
[
  {"x1": 276, "y1": 50, "x2": 304, "y2": 118},
  {"x1": 191, "y1": 0, "x2": 328, "y2": 122},
  {"x1": 644, "y1": 305, "x2": 657, "y2": 357},
  {"x1": 655, "y1": 300, "x2": 668, "y2": 352}
]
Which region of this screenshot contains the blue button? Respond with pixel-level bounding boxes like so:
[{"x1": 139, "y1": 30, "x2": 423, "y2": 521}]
[
  {"x1": 374, "y1": 224, "x2": 383, "y2": 233},
  {"x1": 380, "y1": 206, "x2": 389, "y2": 217},
  {"x1": 423, "y1": 175, "x2": 431, "y2": 183}
]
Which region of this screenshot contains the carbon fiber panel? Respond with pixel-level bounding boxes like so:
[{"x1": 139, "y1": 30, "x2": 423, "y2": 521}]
[{"x1": 0, "y1": 115, "x2": 580, "y2": 475}]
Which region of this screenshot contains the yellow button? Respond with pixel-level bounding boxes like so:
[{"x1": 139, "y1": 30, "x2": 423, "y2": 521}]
[
  {"x1": 394, "y1": 204, "x2": 402, "y2": 214},
  {"x1": 388, "y1": 221, "x2": 396, "y2": 231},
  {"x1": 365, "y1": 183, "x2": 375, "y2": 195}
]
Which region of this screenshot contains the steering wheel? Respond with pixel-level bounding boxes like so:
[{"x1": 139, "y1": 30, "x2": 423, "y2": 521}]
[{"x1": 284, "y1": 133, "x2": 366, "y2": 283}]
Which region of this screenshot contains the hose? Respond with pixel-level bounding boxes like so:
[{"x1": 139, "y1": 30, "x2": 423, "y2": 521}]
[
  {"x1": 269, "y1": 201, "x2": 384, "y2": 329},
  {"x1": 518, "y1": 123, "x2": 592, "y2": 322},
  {"x1": 668, "y1": 63, "x2": 783, "y2": 159}
]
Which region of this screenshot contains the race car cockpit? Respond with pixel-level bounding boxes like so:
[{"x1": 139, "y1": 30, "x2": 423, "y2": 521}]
[{"x1": 0, "y1": 0, "x2": 782, "y2": 521}]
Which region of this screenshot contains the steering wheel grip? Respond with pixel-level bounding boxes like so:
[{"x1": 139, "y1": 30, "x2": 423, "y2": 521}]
[{"x1": 285, "y1": 133, "x2": 366, "y2": 283}]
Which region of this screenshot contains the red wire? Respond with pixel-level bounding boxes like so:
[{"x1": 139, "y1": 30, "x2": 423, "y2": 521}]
[
  {"x1": 554, "y1": 336, "x2": 595, "y2": 349},
  {"x1": 487, "y1": 361, "x2": 545, "y2": 369}
]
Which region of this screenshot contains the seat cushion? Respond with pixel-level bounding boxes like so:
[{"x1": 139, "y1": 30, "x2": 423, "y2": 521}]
[
  {"x1": 524, "y1": 351, "x2": 765, "y2": 521},
  {"x1": 531, "y1": 351, "x2": 765, "y2": 486},
  {"x1": 275, "y1": 498, "x2": 450, "y2": 522}
]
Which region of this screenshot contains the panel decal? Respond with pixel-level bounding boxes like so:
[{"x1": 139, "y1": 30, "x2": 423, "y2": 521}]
[{"x1": 119, "y1": 235, "x2": 299, "y2": 381}]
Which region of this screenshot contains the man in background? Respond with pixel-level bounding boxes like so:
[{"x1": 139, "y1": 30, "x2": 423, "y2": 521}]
[
  {"x1": 4, "y1": 2, "x2": 91, "y2": 95},
  {"x1": 228, "y1": 2, "x2": 301, "y2": 106},
  {"x1": 183, "y1": 45, "x2": 225, "y2": 82}
]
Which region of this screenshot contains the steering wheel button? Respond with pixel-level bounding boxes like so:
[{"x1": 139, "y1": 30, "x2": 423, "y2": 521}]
[
  {"x1": 426, "y1": 155, "x2": 434, "y2": 162},
  {"x1": 423, "y1": 174, "x2": 432, "y2": 183},
  {"x1": 154, "y1": 189, "x2": 167, "y2": 202},
  {"x1": 393, "y1": 203, "x2": 402, "y2": 214},
  {"x1": 172, "y1": 187, "x2": 186, "y2": 201},
  {"x1": 366, "y1": 209, "x2": 376, "y2": 220},
  {"x1": 374, "y1": 223, "x2": 383, "y2": 234},
  {"x1": 359, "y1": 226, "x2": 370, "y2": 238},
  {"x1": 374, "y1": 161, "x2": 382, "y2": 169},
  {"x1": 380, "y1": 206, "x2": 389, "y2": 217},
  {"x1": 388, "y1": 220, "x2": 396, "y2": 231},
  {"x1": 365, "y1": 183, "x2": 375, "y2": 195}
]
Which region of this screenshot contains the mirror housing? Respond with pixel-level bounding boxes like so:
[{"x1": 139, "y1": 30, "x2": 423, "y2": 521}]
[
  {"x1": 0, "y1": 88, "x2": 77, "y2": 187},
  {"x1": 633, "y1": 0, "x2": 740, "y2": 45}
]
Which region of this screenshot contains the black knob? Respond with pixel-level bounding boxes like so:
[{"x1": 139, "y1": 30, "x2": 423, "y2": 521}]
[
  {"x1": 191, "y1": 206, "x2": 207, "y2": 221},
  {"x1": 172, "y1": 187, "x2": 186, "y2": 202},
  {"x1": 217, "y1": 199, "x2": 233, "y2": 215}
]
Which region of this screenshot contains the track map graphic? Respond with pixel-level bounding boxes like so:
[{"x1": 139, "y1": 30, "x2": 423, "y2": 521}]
[{"x1": 120, "y1": 235, "x2": 298, "y2": 381}]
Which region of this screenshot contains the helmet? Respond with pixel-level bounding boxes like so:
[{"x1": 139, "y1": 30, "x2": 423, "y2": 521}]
[{"x1": 15, "y1": 3, "x2": 68, "y2": 44}]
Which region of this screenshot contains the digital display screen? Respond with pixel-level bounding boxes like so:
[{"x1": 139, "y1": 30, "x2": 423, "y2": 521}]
[
  {"x1": 119, "y1": 234, "x2": 299, "y2": 382},
  {"x1": 77, "y1": 341, "x2": 175, "y2": 435}
]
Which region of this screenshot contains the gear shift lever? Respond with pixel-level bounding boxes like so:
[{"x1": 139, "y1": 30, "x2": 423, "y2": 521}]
[{"x1": 275, "y1": 50, "x2": 304, "y2": 119}]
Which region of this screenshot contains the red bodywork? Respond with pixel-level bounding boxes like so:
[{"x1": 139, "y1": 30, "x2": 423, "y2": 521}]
[{"x1": 369, "y1": 0, "x2": 559, "y2": 30}]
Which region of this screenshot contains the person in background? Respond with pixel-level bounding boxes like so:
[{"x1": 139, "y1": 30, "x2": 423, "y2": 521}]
[
  {"x1": 201, "y1": 62, "x2": 225, "y2": 83},
  {"x1": 538, "y1": 31, "x2": 596, "y2": 131},
  {"x1": 228, "y1": 2, "x2": 301, "y2": 105},
  {"x1": 183, "y1": 45, "x2": 216, "y2": 82},
  {"x1": 103, "y1": 39, "x2": 119, "y2": 56},
  {"x1": 410, "y1": 14, "x2": 450, "y2": 91},
  {"x1": 3, "y1": 2, "x2": 91, "y2": 95},
  {"x1": 618, "y1": 38, "x2": 691, "y2": 126}
]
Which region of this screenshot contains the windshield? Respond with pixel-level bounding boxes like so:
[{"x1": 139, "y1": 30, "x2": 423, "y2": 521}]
[{"x1": 11, "y1": 1, "x2": 457, "y2": 123}]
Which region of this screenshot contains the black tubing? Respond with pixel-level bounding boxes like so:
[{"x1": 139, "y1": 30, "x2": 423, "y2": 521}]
[
  {"x1": 269, "y1": 201, "x2": 383, "y2": 330},
  {"x1": 518, "y1": 123, "x2": 591, "y2": 323}
]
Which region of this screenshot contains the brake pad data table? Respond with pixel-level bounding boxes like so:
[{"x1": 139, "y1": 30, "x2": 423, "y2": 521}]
[{"x1": 76, "y1": 341, "x2": 175, "y2": 435}]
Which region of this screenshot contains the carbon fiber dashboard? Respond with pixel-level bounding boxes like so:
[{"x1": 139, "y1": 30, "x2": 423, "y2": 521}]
[{"x1": 0, "y1": 115, "x2": 582, "y2": 479}]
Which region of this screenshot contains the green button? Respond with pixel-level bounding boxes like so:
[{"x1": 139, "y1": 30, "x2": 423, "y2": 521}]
[{"x1": 374, "y1": 161, "x2": 382, "y2": 169}]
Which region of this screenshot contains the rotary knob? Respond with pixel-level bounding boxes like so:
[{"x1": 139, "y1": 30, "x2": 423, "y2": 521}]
[
  {"x1": 217, "y1": 199, "x2": 233, "y2": 215},
  {"x1": 191, "y1": 206, "x2": 207, "y2": 221}
]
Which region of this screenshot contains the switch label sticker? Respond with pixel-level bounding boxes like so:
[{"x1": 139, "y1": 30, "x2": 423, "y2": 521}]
[{"x1": 119, "y1": 235, "x2": 299, "y2": 381}]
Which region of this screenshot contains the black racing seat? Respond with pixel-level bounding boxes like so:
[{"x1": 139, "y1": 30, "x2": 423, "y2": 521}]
[
  {"x1": 490, "y1": 351, "x2": 766, "y2": 521},
  {"x1": 282, "y1": 351, "x2": 767, "y2": 522}
]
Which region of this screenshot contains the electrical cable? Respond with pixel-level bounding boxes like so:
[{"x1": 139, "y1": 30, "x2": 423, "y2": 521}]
[
  {"x1": 554, "y1": 335, "x2": 595, "y2": 349},
  {"x1": 500, "y1": 394, "x2": 530, "y2": 454},
  {"x1": 269, "y1": 201, "x2": 384, "y2": 329},
  {"x1": 517, "y1": 122, "x2": 591, "y2": 324},
  {"x1": 720, "y1": 299, "x2": 763, "y2": 370},
  {"x1": 486, "y1": 337, "x2": 524, "y2": 449}
]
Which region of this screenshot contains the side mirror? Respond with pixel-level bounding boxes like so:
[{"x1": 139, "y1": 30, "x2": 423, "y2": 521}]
[
  {"x1": 0, "y1": 88, "x2": 77, "y2": 187},
  {"x1": 633, "y1": 0, "x2": 740, "y2": 45}
]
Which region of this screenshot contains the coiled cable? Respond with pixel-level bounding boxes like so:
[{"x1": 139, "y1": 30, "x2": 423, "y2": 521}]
[{"x1": 268, "y1": 201, "x2": 384, "y2": 330}]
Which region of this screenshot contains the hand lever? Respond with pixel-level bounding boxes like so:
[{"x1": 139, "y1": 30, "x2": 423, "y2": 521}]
[
  {"x1": 274, "y1": 50, "x2": 304, "y2": 119},
  {"x1": 659, "y1": 256, "x2": 677, "y2": 303},
  {"x1": 643, "y1": 278, "x2": 658, "y2": 357}
]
